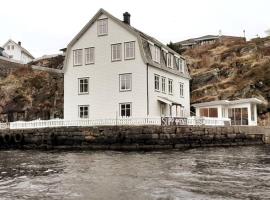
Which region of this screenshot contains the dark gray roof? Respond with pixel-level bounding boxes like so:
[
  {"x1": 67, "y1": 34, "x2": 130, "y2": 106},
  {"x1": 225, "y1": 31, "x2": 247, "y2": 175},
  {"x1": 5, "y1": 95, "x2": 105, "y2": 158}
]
[{"x1": 175, "y1": 35, "x2": 219, "y2": 46}]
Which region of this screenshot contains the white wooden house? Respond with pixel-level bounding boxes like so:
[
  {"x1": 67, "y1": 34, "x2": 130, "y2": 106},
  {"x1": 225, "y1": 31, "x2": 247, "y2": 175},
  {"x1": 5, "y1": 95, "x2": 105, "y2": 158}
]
[
  {"x1": 2, "y1": 39, "x2": 34, "y2": 63},
  {"x1": 63, "y1": 9, "x2": 191, "y2": 120}
]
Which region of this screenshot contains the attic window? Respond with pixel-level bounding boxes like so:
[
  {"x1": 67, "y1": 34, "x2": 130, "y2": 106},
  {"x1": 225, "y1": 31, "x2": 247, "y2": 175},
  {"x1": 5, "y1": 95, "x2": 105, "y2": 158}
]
[
  {"x1": 167, "y1": 53, "x2": 173, "y2": 68},
  {"x1": 150, "y1": 45, "x2": 160, "y2": 63},
  {"x1": 97, "y1": 18, "x2": 108, "y2": 36}
]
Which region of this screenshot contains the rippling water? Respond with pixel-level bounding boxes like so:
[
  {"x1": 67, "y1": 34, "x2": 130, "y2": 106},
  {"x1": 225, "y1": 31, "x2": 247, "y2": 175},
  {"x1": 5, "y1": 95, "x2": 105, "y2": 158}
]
[{"x1": 0, "y1": 146, "x2": 270, "y2": 200}]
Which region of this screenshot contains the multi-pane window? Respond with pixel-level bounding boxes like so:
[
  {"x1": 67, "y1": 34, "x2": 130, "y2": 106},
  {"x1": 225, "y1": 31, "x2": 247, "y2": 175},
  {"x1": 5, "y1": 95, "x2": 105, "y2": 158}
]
[
  {"x1": 150, "y1": 45, "x2": 160, "y2": 63},
  {"x1": 120, "y1": 74, "x2": 132, "y2": 91},
  {"x1": 251, "y1": 104, "x2": 255, "y2": 121},
  {"x1": 85, "y1": 47, "x2": 95, "y2": 64},
  {"x1": 97, "y1": 18, "x2": 108, "y2": 36},
  {"x1": 124, "y1": 41, "x2": 135, "y2": 59},
  {"x1": 111, "y1": 43, "x2": 122, "y2": 61},
  {"x1": 73, "y1": 49, "x2": 83, "y2": 66},
  {"x1": 78, "y1": 105, "x2": 89, "y2": 119},
  {"x1": 78, "y1": 78, "x2": 89, "y2": 94},
  {"x1": 167, "y1": 54, "x2": 173, "y2": 68},
  {"x1": 154, "y1": 74, "x2": 160, "y2": 91},
  {"x1": 120, "y1": 103, "x2": 131, "y2": 117},
  {"x1": 168, "y1": 79, "x2": 173, "y2": 95},
  {"x1": 179, "y1": 82, "x2": 184, "y2": 97},
  {"x1": 179, "y1": 59, "x2": 184, "y2": 73},
  {"x1": 161, "y1": 77, "x2": 166, "y2": 93}
]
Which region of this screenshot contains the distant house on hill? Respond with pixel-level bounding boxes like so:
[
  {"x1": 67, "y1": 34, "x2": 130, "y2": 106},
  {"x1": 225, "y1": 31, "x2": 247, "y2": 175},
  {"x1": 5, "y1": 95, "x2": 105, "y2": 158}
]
[
  {"x1": 174, "y1": 35, "x2": 245, "y2": 50},
  {"x1": 2, "y1": 39, "x2": 34, "y2": 64}
]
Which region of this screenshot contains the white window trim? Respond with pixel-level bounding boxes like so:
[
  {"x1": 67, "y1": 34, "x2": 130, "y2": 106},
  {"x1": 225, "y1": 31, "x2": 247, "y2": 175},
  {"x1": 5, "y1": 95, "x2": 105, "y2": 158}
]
[
  {"x1": 167, "y1": 54, "x2": 173, "y2": 68},
  {"x1": 154, "y1": 74, "x2": 160, "y2": 92},
  {"x1": 119, "y1": 102, "x2": 132, "y2": 117},
  {"x1": 85, "y1": 47, "x2": 95, "y2": 65},
  {"x1": 161, "y1": 77, "x2": 166, "y2": 93},
  {"x1": 111, "y1": 43, "x2": 122, "y2": 61},
  {"x1": 179, "y1": 82, "x2": 184, "y2": 98},
  {"x1": 124, "y1": 41, "x2": 135, "y2": 60},
  {"x1": 119, "y1": 73, "x2": 132, "y2": 92},
  {"x1": 168, "y1": 79, "x2": 173, "y2": 95},
  {"x1": 78, "y1": 77, "x2": 89, "y2": 95},
  {"x1": 73, "y1": 49, "x2": 83, "y2": 66},
  {"x1": 78, "y1": 105, "x2": 89, "y2": 119},
  {"x1": 97, "y1": 18, "x2": 108, "y2": 36}
]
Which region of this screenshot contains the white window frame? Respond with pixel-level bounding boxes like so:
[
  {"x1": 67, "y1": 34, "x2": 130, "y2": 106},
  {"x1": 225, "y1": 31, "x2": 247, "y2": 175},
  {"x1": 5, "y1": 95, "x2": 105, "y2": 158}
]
[
  {"x1": 85, "y1": 47, "x2": 95, "y2": 65},
  {"x1": 124, "y1": 41, "x2": 135, "y2": 60},
  {"x1": 78, "y1": 105, "x2": 89, "y2": 119},
  {"x1": 167, "y1": 53, "x2": 173, "y2": 68},
  {"x1": 179, "y1": 59, "x2": 185, "y2": 73},
  {"x1": 78, "y1": 77, "x2": 89, "y2": 94},
  {"x1": 154, "y1": 74, "x2": 160, "y2": 91},
  {"x1": 119, "y1": 73, "x2": 132, "y2": 92},
  {"x1": 73, "y1": 49, "x2": 83, "y2": 66},
  {"x1": 161, "y1": 77, "x2": 166, "y2": 93},
  {"x1": 97, "y1": 18, "x2": 108, "y2": 36},
  {"x1": 179, "y1": 82, "x2": 184, "y2": 97},
  {"x1": 119, "y1": 103, "x2": 132, "y2": 117},
  {"x1": 150, "y1": 44, "x2": 160, "y2": 63},
  {"x1": 168, "y1": 79, "x2": 173, "y2": 95},
  {"x1": 111, "y1": 43, "x2": 122, "y2": 61}
]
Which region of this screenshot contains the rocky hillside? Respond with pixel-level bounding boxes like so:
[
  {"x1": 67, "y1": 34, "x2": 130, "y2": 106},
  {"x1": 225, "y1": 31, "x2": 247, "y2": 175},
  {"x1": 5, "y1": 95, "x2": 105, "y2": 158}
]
[
  {"x1": 0, "y1": 58, "x2": 63, "y2": 122},
  {"x1": 182, "y1": 36, "x2": 270, "y2": 124}
]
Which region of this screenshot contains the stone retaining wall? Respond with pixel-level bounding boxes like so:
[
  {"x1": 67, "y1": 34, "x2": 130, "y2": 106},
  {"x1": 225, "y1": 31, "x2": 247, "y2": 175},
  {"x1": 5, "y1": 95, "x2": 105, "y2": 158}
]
[{"x1": 0, "y1": 126, "x2": 269, "y2": 150}]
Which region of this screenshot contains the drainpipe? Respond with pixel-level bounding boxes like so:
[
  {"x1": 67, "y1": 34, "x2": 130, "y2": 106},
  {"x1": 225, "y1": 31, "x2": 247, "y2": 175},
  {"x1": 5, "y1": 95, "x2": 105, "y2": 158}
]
[{"x1": 147, "y1": 64, "x2": 149, "y2": 116}]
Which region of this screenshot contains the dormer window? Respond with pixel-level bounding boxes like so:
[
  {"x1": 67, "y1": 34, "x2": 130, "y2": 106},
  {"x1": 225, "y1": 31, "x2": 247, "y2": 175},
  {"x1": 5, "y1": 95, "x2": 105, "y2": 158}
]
[
  {"x1": 97, "y1": 18, "x2": 108, "y2": 36},
  {"x1": 150, "y1": 44, "x2": 160, "y2": 63},
  {"x1": 179, "y1": 59, "x2": 185, "y2": 73},
  {"x1": 167, "y1": 53, "x2": 173, "y2": 68}
]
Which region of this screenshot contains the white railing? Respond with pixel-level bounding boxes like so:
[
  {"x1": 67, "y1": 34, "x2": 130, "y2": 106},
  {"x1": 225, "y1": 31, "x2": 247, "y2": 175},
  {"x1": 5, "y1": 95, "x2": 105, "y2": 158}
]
[{"x1": 0, "y1": 116, "x2": 231, "y2": 130}]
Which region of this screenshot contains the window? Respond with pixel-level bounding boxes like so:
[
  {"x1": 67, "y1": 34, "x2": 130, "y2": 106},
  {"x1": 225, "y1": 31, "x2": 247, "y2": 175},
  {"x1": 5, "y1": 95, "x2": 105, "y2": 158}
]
[
  {"x1": 11, "y1": 45, "x2": 14, "y2": 50},
  {"x1": 124, "y1": 41, "x2": 135, "y2": 59},
  {"x1": 199, "y1": 108, "x2": 218, "y2": 117},
  {"x1": 97, "y1": 18, "x2": 108, "y2": 36},
  {"x1": 120, "y1": 103, "x2": 131, "y2": 117},
  {"x1": 73, "y1": 49, "x2": 83, "y2": 66},
  {"x1": 154, "y1": 74, "x2": 160, "y2": 91},
  {"x1": 78, "y1": 105, "x2": 89, "y2": 119},
  {"x1": 168, "y1": 79, "x2": 173, "y2": 95},
  {"x1": 161, "y1": 77, "x2": 166, "y2": 93},
  {"x1": 167, "y1": 54, "x2": 173, "y2": 68},
  {"x1": 119, "y1": 74, "x2": 132, "y2": 91},
  {"x1": 251, "y1": 104, "x2": 255, "y2": 121},
  {"x1": 111, "y1": 43, "x2": 122, "y2": 61},
  {"x1": 228, "y1": 107, "x2": 248, "y2": 125},
  {"x1": 222, "y1": 107, "x2": 226, "y2": 118},
  {"x1": 78, "y1": 78, "x2": 89, "y2": 94},
  {"x1": 85, "y1": 47, "x2": 94, "y2": 64},
  {"x1": 7, "y1": 45, "x2": 10, "y2": 50},
  {"x1": 175, "y1": 57, "x2": 179, "y2": 71},
  {"x1": 179, "y1": 59, "x2": 185, "y2": 73},
  {"x1": 150, "y1": 45, "x2": 160, "y2": 63},
  {"x1": 179, "y1": 82, "x2": 184, "y2": 97}
]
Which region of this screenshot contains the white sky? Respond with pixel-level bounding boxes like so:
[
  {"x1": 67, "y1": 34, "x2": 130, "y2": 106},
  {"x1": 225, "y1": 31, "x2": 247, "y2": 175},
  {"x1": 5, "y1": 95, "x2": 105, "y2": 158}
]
[{"x1": 1, "y1": 0, "x2": 269, "y2": 57}]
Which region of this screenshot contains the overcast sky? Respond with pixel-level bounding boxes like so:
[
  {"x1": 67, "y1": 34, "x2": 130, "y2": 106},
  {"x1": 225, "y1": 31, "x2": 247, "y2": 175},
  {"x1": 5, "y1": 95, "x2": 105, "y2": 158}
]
[{"x1": 1, "y1": 0, "x2": 269, "y2": 58}]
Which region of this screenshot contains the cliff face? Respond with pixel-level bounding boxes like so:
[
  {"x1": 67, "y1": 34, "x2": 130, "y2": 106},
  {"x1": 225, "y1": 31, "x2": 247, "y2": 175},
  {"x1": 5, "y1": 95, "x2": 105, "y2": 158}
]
[
  {"x1": 183, "y1": 36, "x2": 270, "y2": 123},
  {"x1": 0, "y1": 58, "x2": 63, "y2": 122}
]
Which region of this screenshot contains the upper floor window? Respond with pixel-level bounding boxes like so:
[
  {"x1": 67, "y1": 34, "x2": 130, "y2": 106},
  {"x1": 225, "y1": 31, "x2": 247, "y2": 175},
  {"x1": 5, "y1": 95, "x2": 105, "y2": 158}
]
[
  {"x1": 78, "y1": 78, "x2": 89, "y2": 94},
  {"x1": 150, "y1": 45, "x2": 160, "y2": 63},
  {"x1": 120, "y1": 103, "x2": 132, "y2": 117},
  {"x1": 119, "y1": 73, "x2": 132, "y2": 91},
  {"x1": 78, "y1": 105, "x2": 89, "y2": 119},
  {"x1": 168, "y1": 79, "x2": 173, "y2": 95},
  {"x1": 111, "y1": 43, "x2": 122, "y2": 61},
  {"x1": 11, "y1": 45, "x2": 14, "y2": 50},
  {"x1": 179, "y1": 82, "x2": 184, "y2": 97},
  {"x1": 154, "y1": 74, "x2": 160, "y2": 91},
  {"x1": 179, "y1": 59, "x2": 185, "y2": 73},
  {"x1": 167, "y1": 54, "x2": 173, "y2": 68},
  {"x1": 124, "y1": 41, "x2": 135, "y2": 60},
  {"x1": 97, "y1": 18, "x2": 108, "y2": 36},
  {"x1": 7, "y1": 45, "x2": 10, "y2": 50},
  {"x1": 85, "y1": 47, "x2": 95, "y2": 64},
  {"x1": 73, "y1": 49, "x2": 83, "y2": 66},
  {"x1": 161, "y1": 77, "x2": 166, "y2": 93}
]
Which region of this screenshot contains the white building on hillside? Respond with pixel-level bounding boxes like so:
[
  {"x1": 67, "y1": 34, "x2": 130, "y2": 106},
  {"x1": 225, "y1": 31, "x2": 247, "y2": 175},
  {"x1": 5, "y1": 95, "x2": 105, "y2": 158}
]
[
  {"x1": 2, "y1": 39, "x2": 34, "y2": 63},
  {"x1": 192, "y1": 98, "x2": 263, "y2": 126},
  {"x1": 64, "y1": 9, "x2": 190, "y2": 120}
]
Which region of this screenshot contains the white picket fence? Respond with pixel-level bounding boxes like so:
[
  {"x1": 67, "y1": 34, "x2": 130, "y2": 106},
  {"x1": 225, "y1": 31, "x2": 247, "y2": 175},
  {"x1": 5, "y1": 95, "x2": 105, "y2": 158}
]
[{"x1": 0, "y1": 117, "x2": 231, "y2": 130}]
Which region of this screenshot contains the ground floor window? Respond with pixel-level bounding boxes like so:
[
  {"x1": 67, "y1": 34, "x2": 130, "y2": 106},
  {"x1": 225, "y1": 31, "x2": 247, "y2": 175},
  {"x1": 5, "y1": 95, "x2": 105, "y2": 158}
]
[
  {"x1": 199, "y1": 107, "x2": 218, "y2": 117},
  {"x1": 120, "y1": 103, "x2": 131, "y2": 117},
  {"x1": 78, "y1": 105, "x2": 89, "y2": 119},
  {"x1": 228, "y1": 107, "x2": 248, "y2": 125}
]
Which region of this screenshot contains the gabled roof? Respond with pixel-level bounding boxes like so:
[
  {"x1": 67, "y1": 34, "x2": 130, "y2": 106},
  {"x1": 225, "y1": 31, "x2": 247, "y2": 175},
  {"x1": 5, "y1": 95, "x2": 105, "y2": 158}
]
[
  {"x1": 64, "y1": 8, "x2": 190, "y2": 79},
  {"x1": 192, "y1": 98, "x2": 263, "y2": 107},
  {"x1": 2, "y1": 39, "x2": 35, "y2": 59}
]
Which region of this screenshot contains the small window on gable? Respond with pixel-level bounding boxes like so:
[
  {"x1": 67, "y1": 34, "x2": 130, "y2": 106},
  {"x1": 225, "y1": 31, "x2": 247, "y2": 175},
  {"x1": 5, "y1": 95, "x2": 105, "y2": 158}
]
[
  {"x1": 73, "y1": 49, "x2": 83, "y2": 66},
  {"x1": 97, "y1": 18, "x2": 108, "y2": 36},
  {"x1": 85, "y1": 47, "x2": 95, "y2": 64},
  {"x1": 124, "y1": 41, "x2": 135, "y2": 59}
]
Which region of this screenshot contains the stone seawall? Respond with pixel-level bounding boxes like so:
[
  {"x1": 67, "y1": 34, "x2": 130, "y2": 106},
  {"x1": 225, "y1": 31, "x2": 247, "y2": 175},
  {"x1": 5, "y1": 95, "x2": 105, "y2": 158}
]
[{"x1": 0, "y1": 126, "x2": 269, "y2": 150}]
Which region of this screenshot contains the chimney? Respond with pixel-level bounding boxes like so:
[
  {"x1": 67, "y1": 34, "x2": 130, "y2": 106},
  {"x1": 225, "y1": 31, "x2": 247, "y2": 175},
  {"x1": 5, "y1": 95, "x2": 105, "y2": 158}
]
[
  {"x1": 123, "y1": 12, "x2": 131, "y2": 25},
  {"x1": 18, "y1": 41, "x2": 21, "y2": 46}
]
